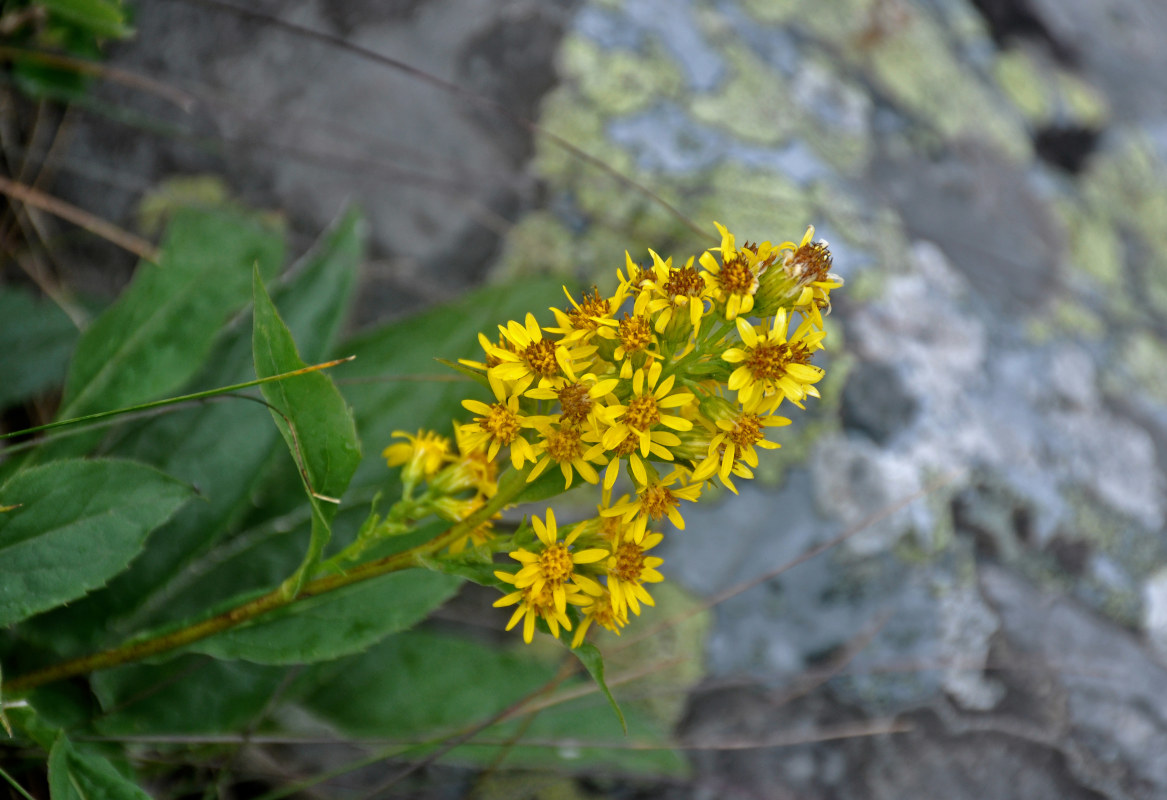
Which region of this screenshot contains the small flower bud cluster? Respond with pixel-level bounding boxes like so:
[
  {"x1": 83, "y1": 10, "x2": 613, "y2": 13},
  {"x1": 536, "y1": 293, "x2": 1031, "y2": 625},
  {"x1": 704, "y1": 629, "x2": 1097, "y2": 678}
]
[{"x1": 382, "y1": 223, "x2": 842, "y2": 645}]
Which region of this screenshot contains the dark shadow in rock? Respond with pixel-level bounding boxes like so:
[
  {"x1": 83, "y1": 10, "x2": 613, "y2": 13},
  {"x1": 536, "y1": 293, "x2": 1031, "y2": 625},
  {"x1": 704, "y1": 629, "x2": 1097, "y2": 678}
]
[
  {"x1": 840, "y1": 360, "x2": 918, "y2": 445},
  {"x1": 1033, "y1": 125, "x2": 1102, "y2": 174},
  {"x1": 966, "y1": 0, "x2": 1077, "y2": 64}
]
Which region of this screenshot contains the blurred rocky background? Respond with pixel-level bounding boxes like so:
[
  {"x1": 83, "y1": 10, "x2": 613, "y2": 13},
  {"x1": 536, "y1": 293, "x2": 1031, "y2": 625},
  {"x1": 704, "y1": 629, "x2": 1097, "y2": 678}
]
[{"x1": 5, "y1": 0, "x2": 1167, "y2": 797}]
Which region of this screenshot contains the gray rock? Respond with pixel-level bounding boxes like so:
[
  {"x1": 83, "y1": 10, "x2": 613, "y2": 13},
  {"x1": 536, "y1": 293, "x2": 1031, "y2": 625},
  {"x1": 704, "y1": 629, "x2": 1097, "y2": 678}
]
[
  {"x1": 53, "y1": 0, "x2": 578, "y2": 318},
  {"x1": 982, "y1": 565, "x2": 1167, "y2": 796}
]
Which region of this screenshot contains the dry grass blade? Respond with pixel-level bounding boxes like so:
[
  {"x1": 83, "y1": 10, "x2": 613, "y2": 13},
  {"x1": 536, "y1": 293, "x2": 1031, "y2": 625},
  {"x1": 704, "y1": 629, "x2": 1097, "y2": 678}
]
[{"x1": 0, "y1": 173, "x2": 158, "y2": 262}]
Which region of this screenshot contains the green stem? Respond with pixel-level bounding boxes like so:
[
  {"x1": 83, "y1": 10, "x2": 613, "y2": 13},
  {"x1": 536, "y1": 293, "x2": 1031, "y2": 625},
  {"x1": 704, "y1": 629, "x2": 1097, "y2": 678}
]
[{"x1": 2, "y1": 466, "x2": 529, "y2": 696}]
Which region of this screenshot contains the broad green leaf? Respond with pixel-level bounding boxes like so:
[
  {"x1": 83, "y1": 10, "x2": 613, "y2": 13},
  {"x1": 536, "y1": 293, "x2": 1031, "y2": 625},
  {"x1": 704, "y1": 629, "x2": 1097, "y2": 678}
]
[
  {"x1": 252, "y1": 267, "x2": 360, "y2": 591},
  {"x1": 294, "y1": 631, "x2": 683, "y2": 775},
  {"x1": 48, "y1": 733, "x2": 149, "y2": 800},
  {"x1": 572, "y1": 642, "x2": 626, "y2": 733},
  {"x1": 59, "y1": 207, "x2": 284, "y2": 421},
  {"x1": 39, "y1": 0, "x2": 133, "y2": 39},
  {"x1": 188, "y1": 569, "x2": 459, "y2": 664},
  {"x1": 23, "y1": 212, "x2": 362, "y2": 653},
  {"x1": 0, "y1": 459, "x2": 191, "y2": 627},
  {"x1": 0, "y1": 287, "x2": 78, "y2": 408},
  {"x1": 296, "y1": 630, "x2": 555, "y2": 737},
  {"x1": 91, "y1": 656, "x2": 287, "y2": 735}
]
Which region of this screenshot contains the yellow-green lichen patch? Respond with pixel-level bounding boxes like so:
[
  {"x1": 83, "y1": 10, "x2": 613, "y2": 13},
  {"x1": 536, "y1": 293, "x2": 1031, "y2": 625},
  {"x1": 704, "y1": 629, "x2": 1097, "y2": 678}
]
[
  {"x1": 1056, "y1": 198, "x2": 1125, "y2": 289},
  {"x1": 1081, "y1": 136, "x2": 1167, "y2": 317},
  {"x1": 1057, "y1": 70, "x2": 1108, "y2": 129},
  {"x1": 798, "y1": 1, "x2": 1030, "y2": 161},
  {"x1": 559, "y1": 35, "x2": 686, "y2": 117},
  {"x1": 533, "y1": 86, "x2": 634, "y2": 182},
  {"x1": 694, "y1": 162, "x2": 813, "y2": 243},
  {"x1": 993, "y1": 47, "x2": 1109, "y2": 129},
  {"x1": 739, "y1": 0, "x2": 801, "y2": 24},
  {"x1": 994, "y1": 48, "x2": 1051, "y2": 122},
  {"x1": 1024, "y1": 296, "x2": 1107, "y2": 343},
  {"x1": 690, "y1": 45, "x2": 795, "y2": 146},
  {"x1": 1112, "y1": 331, "x2": 1167, "y2": 403},
  {"x1": 793, "y1": 0, "x2": 880, "y2": 40},
  {"x1": 789, "y1": 57, "x2": 872, "y2": 174}
]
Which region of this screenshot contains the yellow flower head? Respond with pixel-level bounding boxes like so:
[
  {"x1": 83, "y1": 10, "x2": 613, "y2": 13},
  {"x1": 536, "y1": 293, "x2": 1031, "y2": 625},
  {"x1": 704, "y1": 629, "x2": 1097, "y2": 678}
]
[
  {"x1": 546, "y1": 285, "x2": 628, "y2": 344},
  {"x1": 722, "y1": 310, "x2": 826, "y2": 411},
  {"x1": 606, "y1": 531, "x2": 665, "y2": 617},
  {"x1": 781, "y1": 226, "x2": 843, "y2": 328},
  {"x1": 601, "y1": 361, "x2": 694, "y2": 456},
  {"x1": 382, "y1": 429, "x2": 450, "y2": 485},
  {"x1": 486, "y1": 313, "x2": 594, "y2": 396},
  {"x1": 525, "y1": 375, "x2": 620, "y2": 437},
  {"x1": 691, "y1": 411, "x2": 790, "y2": 493},
  {"x1": 526, "y1": 418, "x2": 608, "y2": 489},
  {"x1": 699, "y1": 221, "x2": 780, "y2": 321},
  {"x1": 601, "y1": 469, "x2": 702, "y2": 542},
  {"x1": 571, "y1": 589, "x2": 629, "y2": 648},
  {"x1": 503, "y1": 508, "x2": 608, "y2": 610},
  {"x1": 639, "y1": 251, "x2": 713, "y2": 338},
  {"x1": 460, "y1": 380, "x2": 540, "y2": 469},
  {"x1": 494, "y1": 579, "x2": 587, "y2": 644}
]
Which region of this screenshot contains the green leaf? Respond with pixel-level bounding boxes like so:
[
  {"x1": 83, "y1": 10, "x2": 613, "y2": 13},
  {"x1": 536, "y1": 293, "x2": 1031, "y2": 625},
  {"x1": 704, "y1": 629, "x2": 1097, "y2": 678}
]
[
  {"x1": 511, "y1": 467, "x2": 576, "y2": 505},
  {"x1": 0, "y1": 459, "x2": 192, "y2": 627},
  {"x1": 252, "y1": 267, "x2": 361, "y2": 592},
  {"x1": 572, "y1": 642, "x2": 626, "y2": 733},
  {"x1": 294, "y1": 631, "x2": 682, "y2": 775},
  {"x1": 48, "y1": 733, "x2": 149, "y2": 800},
  {"x1": 39, "y1": 0, "x2": 134, "y2": 39},
  {"x1": 59, "y1": 207, "x2": 284, "y2": 422},
  {"x1": 296, "y1": 631, "x2": 556, "y2": 737},
  {"x1": 187, "y1": 569, "x2": 459, "y2": 664},
  {"x1": 25, "y1": 211, "x2": 364, "y2": 652},
  {"x1": 0, "y1": 287, "x2": 78, "y2": 408},
  {"x1": 91, "y1": 656, "x2": 287, "y2": 735}
]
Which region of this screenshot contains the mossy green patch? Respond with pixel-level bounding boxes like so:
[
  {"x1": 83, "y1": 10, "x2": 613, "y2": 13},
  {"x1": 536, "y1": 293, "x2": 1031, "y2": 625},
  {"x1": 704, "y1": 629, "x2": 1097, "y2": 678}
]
[
  {"x1": 1025, "y1": 296, "x2": 1106, "y2": 343},
  {"x1": 1056, "y1": 199, "x2": 1125, "y2": 288},
  {"x1": 797, "y1": 1, "x2": 1029, "y2": 160},
  {"x1": 739, "y1": 0, "x2": 801, "y2": 24},
  {"x1": 695, "y1": 162, "x2": 812, "y2": 242},
  {"x1": 691, "y1": 46, "x2": 794, "y2": 145},
  {"x1": 561, "y1": 35, "x2": 685, "y2": 116},
  {"x1": 1113, "y1": 331, "x2": 1167, "y2": 403},
  {"x1": 994, "y1": 48, "x2": 1050, "y2": 122},
  {"x1": 1081, "y1": 137, "x2": 1167, "y2": 317}
]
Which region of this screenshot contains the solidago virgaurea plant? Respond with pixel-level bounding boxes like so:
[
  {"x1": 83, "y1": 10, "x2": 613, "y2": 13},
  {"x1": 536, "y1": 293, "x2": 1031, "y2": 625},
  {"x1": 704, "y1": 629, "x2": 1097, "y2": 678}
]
[
  {"x1": 372, "y1": 221, "x2": 842, "y2": 649},
  {"x1": 0, "y1": 212, "x2": 839, "y2": 794}
]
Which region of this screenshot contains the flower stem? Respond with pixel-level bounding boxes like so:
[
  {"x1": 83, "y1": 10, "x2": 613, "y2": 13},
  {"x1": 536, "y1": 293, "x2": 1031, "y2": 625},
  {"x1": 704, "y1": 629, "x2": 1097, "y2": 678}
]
[{"x1": 2, "y1": 466, "x2": 530, "y2": 696}]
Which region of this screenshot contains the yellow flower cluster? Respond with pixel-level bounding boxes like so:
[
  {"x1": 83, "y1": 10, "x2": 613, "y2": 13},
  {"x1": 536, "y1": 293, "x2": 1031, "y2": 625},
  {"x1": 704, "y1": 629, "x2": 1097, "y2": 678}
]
[{"x1": 383, "y1": 223, "x2": 841, "y2": 645}]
